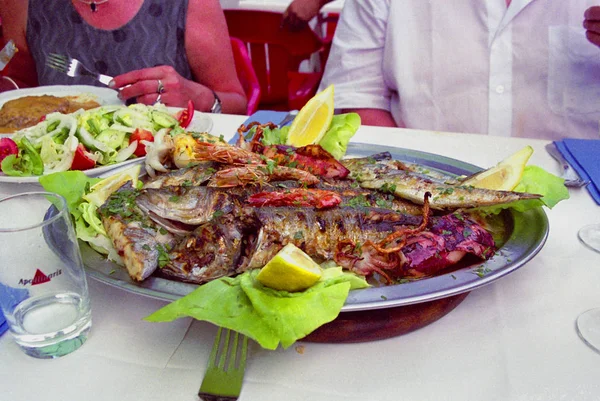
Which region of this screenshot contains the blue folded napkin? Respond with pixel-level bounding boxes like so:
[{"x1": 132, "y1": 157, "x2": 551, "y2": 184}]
[
  {"x1": 230, "y1": 110, "x2": 291, "y2": 144},
  {"x1": 0, "y1": 311, "x2": 6, "y2": 336},
  {"x1": 554, "y1": 139, "x2": 600, "y2": 204}
]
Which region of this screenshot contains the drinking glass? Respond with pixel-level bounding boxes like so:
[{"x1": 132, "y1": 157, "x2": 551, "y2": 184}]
[
  {"x1": 578, "y1": 223, "x2": 600, "y2": 253},
  {"x1": 0, "y1": 192, "x2": 92, "y2": 359},
  {"x1": 577, "y1": 308, "x2": 600, "y2": 354},
  {"x1": 576, "y1": 223, "x2": 600, "y2": 353}
]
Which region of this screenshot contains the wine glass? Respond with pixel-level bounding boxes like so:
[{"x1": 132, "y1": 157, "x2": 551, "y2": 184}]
[
  {"x1": 578, "y1": 223, "x2": 600, "y2": 253},
  {"x1": 576, "y1": 223, "x2": 600, "y2": 353}
]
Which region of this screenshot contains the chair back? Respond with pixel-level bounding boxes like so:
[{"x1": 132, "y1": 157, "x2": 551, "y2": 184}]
[
  {"x1": 230, "y1": 37, "x2": 261, "y2": 115},
  {"x1": 224, "y1": 10, "x2": 325, "y2": 111}
]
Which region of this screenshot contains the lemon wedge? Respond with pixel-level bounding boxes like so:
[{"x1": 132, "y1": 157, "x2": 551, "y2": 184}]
[
  {"x1": 83, "y1": 164, "x2": 141, "y2": 207},
  {"x1": 285, "y1": 85, "x2": 335, "y2": 147},
  {"x1": 461, "y1": 146, "x2": 533, "y2": 191},
  {"x1": 256, "y1": 243, "x2": 323, "y2": 292}
]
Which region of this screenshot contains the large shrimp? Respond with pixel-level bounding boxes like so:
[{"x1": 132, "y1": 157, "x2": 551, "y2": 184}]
[
  {"x1": 247, "y1": 188, "x2": 342, "y2": 209},
  {"x1": 208, "y1": 165, "x2": 320, "y2": 187},
  {"x1": 171, "y1": 134, "x2": 264, "y2": 169}
]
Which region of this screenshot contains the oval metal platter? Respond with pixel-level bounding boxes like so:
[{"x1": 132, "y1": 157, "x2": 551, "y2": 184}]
[{"x1": 80, "y1": 142, "x2": 549, "y2": 312}]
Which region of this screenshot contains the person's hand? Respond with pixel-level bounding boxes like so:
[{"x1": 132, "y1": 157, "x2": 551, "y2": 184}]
[
  {"x1": 584, "y1": 6, "x2": 600, "y2": 48},
  {"x1": 282, "y1": 0, "x2": 323, "y2": 31},
  {"x1": 109, "y1": 65, "x2": 208, "y2": 108}
]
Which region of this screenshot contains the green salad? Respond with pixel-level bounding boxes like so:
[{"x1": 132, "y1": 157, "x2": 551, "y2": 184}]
[{"x1": 1, "y1": 104, "x2": 184, "y2": 177}]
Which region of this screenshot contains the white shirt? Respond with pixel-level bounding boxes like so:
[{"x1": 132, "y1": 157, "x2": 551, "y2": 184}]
[{"x1": 321, "y1": 0, "x2": 600, "y2": 140}]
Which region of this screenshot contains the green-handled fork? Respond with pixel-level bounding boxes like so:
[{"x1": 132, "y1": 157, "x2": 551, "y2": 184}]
[{"x1": 198, "y1": 327, "x2": 249, "y2": 401}]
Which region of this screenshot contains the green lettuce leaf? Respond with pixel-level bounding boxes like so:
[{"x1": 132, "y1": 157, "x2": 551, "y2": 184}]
[
  {"x1": 39, "y1": 171, "x2": 100, "y2": 219},
  {"x1": 261, "y1": 125, "x2": 290, "y2": 146},
  {"x1": 318, "y1": 113, "x2": 360, "y2": 159},
  {"x1": 145, "y1": 267, "x2": 369, "y2": 350}
]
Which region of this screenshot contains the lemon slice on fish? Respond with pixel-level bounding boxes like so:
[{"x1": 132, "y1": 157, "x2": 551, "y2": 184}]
[
  {"x1": 285, "y1": 85, "x2": 334, "y2": 147},
  {"x1": 256, "y1": 243, "x2": 323, "y2": 292},
  {"x1": 83, "y1": 164, "x2": 141, "y2": 207},
  {"x1": 461, "y1": 146, "x2": 533, "y2": 191}
]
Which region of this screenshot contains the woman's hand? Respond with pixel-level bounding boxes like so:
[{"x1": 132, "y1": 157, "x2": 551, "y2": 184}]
[
  {"x1": 109, "y1": 65, "x2": 211, "y2": 108},
  {"x1": 584, "y1": 6, "x2": 600, "y2": 48},
  {"x1": 282, "y1": 0, "x2": 326, "y2": 31}
]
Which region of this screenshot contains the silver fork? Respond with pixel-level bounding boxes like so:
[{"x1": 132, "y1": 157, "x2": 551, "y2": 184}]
[
  {"x1": 198, "y1": 327, "x2": 249, "y2": 401},
  {"x1": 46, "y1": 53, "x2": 113, "y2": 86},
  {"x1": 545, "y1": 143, "x2": 590, "y2": 188}
]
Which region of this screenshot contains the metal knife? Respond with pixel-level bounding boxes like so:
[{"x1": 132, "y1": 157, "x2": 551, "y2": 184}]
[
  {"x1": 0, "y1": 40, "x2": 18, "y2": 71},
  {"x1": 545, "y1": 143, "x2": 589, "y2": 188}
]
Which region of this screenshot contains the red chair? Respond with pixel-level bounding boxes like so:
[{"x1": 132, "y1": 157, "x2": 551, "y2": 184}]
[
  {"x1": 224, "y1": 10, "x2": 326, "y2": 111},
  {"x1": 230, "y1": 37, "x2": 261, "y2": 115}
]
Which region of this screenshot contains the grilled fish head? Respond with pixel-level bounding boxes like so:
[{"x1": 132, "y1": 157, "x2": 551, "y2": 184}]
[
  {"x1": 136, "y1": 186, "x2": 237, "y2": 225},
  {"x1": 161, "y1": 214, "x2": 249, "y2": 284}
]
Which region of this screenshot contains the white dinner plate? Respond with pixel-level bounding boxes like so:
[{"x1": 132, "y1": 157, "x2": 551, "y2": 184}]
[
  {"x1": 0, "y1": 86, "x2": 213, "y2": 184},
  {"x1": 0, "y1": 84, "x2": 122, "y2": 108}
]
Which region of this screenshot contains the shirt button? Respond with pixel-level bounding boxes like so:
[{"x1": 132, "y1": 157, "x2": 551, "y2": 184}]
[{"x1": 495, "y1": 85, "x2": 505, "y2": 94}]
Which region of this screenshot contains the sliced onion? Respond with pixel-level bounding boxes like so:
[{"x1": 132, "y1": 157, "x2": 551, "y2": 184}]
[{"x1": 114, "y1": 140, "x2": 138, "y2": 163}]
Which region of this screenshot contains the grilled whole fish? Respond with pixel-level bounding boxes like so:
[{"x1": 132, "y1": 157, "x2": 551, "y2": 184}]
[
  {"x1": 343, "y1": 155, "x2": 541, "y2": 210},
  {"x1": 360, "y1": 170, "x2": 540, "y2": 210},
  {"x1": 136, "y1": 181, "x2": 425, "y2": 237},
  {"x1": 239, "y1": 207, "x2": 422, "y2": 270},
  {"x1": 160, "y1": 206, "x2": 494, "y2": 284},
  {"x1": 99, "y1": 186, "x2": 177, "y2": 281}
]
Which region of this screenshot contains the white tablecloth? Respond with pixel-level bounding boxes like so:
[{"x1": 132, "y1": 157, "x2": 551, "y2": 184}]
[{"x1": 1, "y1": 114, "x2": 600, "y2": 401}]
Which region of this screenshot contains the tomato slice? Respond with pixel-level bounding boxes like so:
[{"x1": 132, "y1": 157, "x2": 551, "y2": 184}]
[
  {"x1": 176, "y1": 100, "x2": 195, "y2": 129},
  {"x1": 71, "y1": 144, "x2": 97, "y2": 170},
  {"x1": 0, "y1": 137, "x2": 19, "y2": 164},
  {"x1": 130, "y1": 128, "x2": 154, "y2": 157}
]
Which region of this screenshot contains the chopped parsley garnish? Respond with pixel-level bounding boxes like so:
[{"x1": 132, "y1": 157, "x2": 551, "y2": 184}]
[
  {"x1": 344, "y1": 195, "x2": 370, "y2": 208},
  {"x1": 293, "y1": 231, "x2": 304, "y2": 240},
  {"x1": 99, "y1": 189, "x2": 141, "y2": 221},
  {"x1": 375, "y1": 198, "x2": 394, "y2": 209},
  {"x1": 156, "y1": 244, "x2": 170, "y2": 268},
  {"x1": 380, "y1": 183, "x2": 397, "y2": 194},
  {"x1": 265, "y1": 159, "x2": 277, "y2": 175},
  {"x1": 473, "y1": 266, "x2": 491, "y2": 278}
]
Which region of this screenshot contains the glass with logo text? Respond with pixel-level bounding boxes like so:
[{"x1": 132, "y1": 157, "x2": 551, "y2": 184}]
[{"x1": 0, "y1": 192, "x2": 92, "y2": 359}]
